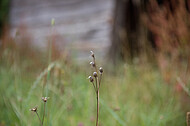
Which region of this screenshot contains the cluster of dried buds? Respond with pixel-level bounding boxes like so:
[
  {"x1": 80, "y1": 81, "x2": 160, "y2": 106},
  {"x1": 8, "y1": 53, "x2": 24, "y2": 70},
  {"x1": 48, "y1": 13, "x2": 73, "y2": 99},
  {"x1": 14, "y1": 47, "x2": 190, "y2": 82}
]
[
  {"x1": 30, "y1": 97, "x2": 49, "y2": 126},
  {"x1": 88, "y1": 51, "x2": 103, "y2": 93},
  {"x1": 30, "y1": 97, "x2": 49, "y2": 112},
  {"x1": 88, "y1": 51, "x2": 103, "y2": 126}
]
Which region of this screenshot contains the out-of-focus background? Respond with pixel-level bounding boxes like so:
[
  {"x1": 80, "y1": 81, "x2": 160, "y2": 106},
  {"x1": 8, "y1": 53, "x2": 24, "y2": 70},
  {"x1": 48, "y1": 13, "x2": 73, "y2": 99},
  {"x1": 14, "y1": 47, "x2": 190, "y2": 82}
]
[
  {"x1": 0, "y1": 0, "x2": 190, "y2": 125},
  {"x1": 9, "y1": 0, "x2": 113, "y2": 60}
]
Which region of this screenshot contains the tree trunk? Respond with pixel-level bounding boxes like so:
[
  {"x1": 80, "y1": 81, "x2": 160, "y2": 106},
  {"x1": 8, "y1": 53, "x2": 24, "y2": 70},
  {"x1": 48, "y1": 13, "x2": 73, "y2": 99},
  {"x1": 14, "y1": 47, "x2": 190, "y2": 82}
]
[{"x1": 109, "y1": 0, "x2": 143, "y2": 63}]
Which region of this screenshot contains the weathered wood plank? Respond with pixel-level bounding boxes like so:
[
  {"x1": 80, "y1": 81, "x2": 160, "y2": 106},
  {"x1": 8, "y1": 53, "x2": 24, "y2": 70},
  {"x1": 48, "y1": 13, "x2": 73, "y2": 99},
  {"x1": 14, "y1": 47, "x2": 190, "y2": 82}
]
[{"x1": 10, "y1": 0, "x2": 114, "y2": 60}]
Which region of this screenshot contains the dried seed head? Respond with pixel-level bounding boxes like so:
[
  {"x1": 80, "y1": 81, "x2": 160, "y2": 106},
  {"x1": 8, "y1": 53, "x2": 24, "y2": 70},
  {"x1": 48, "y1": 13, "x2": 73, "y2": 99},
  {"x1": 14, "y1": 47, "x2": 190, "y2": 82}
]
[
  {"x1": 30, "y1": 107, "x2": 37, "y2": 112},
  {"x1": 93, "y1": 72, "x2": 98, "y2": 78},
  {"x1": 90, "y1": 61, "x2": 95, "y2": 67},
  {"x1": 88, "y1": 76, "x2": 94, "y2": 82},
  {"x1": 90, "y1": 51, "x2": 95, "y2": 58},
  {"x1": 99, "y1": 67, "x2": 103, "y2": 74},
  {"x1": 42, "y1": 97, "x2": 49, "y2": 102}
]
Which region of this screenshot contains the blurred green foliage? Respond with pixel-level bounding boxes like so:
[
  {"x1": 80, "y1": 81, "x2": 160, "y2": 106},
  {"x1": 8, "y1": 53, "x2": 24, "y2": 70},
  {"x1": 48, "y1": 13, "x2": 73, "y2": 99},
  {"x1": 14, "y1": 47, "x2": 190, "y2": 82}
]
[
  {"x1": 0, "y1": 43, "x2": 186, "y2": 125},
  {"x1": 0, "y1": 0, "x2": 10, "y2": 36}
]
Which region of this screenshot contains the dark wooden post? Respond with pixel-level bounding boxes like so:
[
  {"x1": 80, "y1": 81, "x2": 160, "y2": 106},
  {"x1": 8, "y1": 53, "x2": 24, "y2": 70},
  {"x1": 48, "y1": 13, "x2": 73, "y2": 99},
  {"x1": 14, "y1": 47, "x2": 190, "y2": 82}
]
[{"x1": 109, "y1": 0, "x2": 144, "y2": 63}]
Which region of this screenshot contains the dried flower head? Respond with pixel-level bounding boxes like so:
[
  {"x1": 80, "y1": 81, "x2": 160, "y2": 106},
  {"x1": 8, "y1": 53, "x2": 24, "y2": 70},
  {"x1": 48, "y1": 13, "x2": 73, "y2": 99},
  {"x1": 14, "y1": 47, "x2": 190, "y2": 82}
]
[
  {"x1": 93, "y1": 72, "x2": 98, "y2": 78},
  {"x1": 90, "y1": 51, "x2": 95, "y2": 58},
  {"x1": 99, "y1": 67, "x2": 103, "y2": 74},
  {"x1": 88, "y1": 76, "x2": 94, "y2": 82},
  {"x1": 90, "y1": 61, "x2": 95, "y2": 67},
  {"x1": 42, "y1": 97, "x2": 49, "y2": 102},
  {"x1": 30, "y1": 107, "x2": 38, "y2": 112}
]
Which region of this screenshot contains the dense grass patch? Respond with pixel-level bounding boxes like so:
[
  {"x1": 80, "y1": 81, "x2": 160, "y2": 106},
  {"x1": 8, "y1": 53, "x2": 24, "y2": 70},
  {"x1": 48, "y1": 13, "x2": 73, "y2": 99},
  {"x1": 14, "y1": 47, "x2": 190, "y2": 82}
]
[{"x1": 0, "y1": 53, "x2": 185, "y2": 126}]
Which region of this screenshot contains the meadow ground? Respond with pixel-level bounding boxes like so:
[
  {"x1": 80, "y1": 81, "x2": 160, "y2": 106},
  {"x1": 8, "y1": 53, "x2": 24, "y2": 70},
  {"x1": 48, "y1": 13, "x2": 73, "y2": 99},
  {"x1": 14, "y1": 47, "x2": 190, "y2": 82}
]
[{"x1": 0, "y1": 45, "x2": 186, "y2": 126}]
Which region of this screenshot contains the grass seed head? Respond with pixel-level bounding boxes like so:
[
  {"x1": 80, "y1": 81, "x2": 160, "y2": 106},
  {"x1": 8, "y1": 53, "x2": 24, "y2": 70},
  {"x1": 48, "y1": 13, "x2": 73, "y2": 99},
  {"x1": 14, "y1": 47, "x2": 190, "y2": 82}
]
[
  {"x1": 88, "y1": 76, "x2": 94, "y2": 82},
  {"x1": 90, "y1": 61, "x2": 95, "y2": 67},
  {"x1": 42, "y1": 97, "x2": 49, "y2": 102},
  {"x1": 93, "y1": 72, "x2": 98, "y2": 78},
  {"x1": 99, "y1": 67, "x2": 103, "y2": 74},
  {"x1": 30, "y1": 107, "x2": 38, "y2": 112},
  {"x1": 90, "y1": 51, "x2": 95, "y2": 58}
]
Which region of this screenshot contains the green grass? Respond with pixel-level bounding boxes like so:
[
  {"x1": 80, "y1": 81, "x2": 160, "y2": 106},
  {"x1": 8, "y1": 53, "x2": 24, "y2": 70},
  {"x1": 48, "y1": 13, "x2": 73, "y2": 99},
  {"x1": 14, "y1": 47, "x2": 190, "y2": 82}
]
[{"x1": 0, "y1": 51, "x2": 186, "y2": 126}]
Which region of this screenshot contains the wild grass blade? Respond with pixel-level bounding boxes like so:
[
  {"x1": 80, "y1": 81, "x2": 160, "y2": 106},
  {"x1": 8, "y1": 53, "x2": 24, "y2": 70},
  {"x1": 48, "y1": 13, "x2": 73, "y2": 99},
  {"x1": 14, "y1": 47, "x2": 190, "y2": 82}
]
[
  {"x1": 99, "y1": 99, "x2": 126, "y2": 126},
  {"x1": 26, "y1": 62, "x2": 57, "y2": 101}
]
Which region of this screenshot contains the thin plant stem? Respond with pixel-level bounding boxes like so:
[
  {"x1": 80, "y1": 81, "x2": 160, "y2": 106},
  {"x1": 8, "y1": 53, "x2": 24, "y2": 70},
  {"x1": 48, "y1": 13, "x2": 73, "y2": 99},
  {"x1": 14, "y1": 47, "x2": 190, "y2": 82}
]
[
  {"x1": 99, "y1": 74, "x2": 102, "y2": 88},
  {"x1": 93, "y1": 57, "x2": 99, "y2": 75},
  {"x1": 95, "y1": 77, "x2": 98, "y2": 91},
  {"x1": 46, "y1": 19, "x2": 54, "y2": 97},
  {"x1": 92, "y1": 82, "x2": 96, "y2": 91},
  {"x1": 95, "y1": 71, "x2": 99, "y2": 126},
  {"x1": 93, "y1": 55, "x2": 100, "y2": 126},
  {"x1": 35, "y1": 111, "x2": 43, "y2": 126},
  {"x1": 177, "y1": 77, "x2": 190, "y2": 97},
  {"x1": 42, "y1": 102, "x2": 46, "y2": 125},
  {"x1": 90, "y1": 51, "x2": 102, "y2": 126},
  {"x1": 96, "y1": 78, "x2": 99, "y2": 126}
]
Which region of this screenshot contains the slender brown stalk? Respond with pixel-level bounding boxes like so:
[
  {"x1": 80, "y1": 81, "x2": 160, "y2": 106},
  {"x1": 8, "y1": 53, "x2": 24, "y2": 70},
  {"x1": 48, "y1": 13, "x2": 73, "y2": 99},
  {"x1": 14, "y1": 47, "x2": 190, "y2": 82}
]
[
  {"x1": 88, "y1": 51, "x2": 103, "y2": 126},
  {"x1": 92, "y1": 82, "x2": 96, "y2": 91},
  {"x1": 96, "y1": 81, "x2": 100, "y2": 126},
  {"x1": 99, "y1": 74, "x2": 102, "y2": 88},
  {"x1": 42, "y1": 102, "x2": 46, "y2": 125},
  {"x1": 41, "y1": 97, "x2": 49, "y2": 125},
  {"x1": 91, "y1": 52, "x2": 98, "y2": 75},
  {"x1": 35, "y1": 111, "x2": 43, "y2": 126},
  {"x1": 94, "y1": 68, "x2": 99, "y2": 126},
  {"x1": 95, "y1": 76, "x2": 98, "y2": 90}
]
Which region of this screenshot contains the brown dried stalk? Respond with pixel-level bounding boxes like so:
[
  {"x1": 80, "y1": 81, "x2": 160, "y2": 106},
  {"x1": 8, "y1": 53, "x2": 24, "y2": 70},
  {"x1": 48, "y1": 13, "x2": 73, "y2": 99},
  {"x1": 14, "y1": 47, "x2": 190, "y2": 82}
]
[
  {"x1": 30, "y1": 97, "x2": 49, "y2": 126},
  {"x1": 88, "y1": 51, "x2": 103, "y2": 126},
  {"x1": 42, "y1": 97, "x2": 49, "y2": 125},
  {"x1": 30, "y1": 107, "x2": 43, "y2": 126}
]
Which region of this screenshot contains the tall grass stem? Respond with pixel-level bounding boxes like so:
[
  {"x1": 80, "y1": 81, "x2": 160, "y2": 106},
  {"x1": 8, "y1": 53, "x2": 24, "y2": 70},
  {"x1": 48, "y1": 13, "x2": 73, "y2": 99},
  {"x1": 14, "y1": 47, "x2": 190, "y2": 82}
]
[{"x1": 36, "y1": 112, "x2": 43, "y2": 126}]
